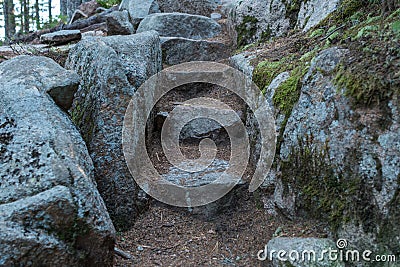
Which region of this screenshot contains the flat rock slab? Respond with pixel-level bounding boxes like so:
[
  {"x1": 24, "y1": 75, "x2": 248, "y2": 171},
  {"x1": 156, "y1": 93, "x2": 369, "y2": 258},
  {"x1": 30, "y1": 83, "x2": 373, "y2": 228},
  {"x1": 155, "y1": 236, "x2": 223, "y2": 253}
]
[
  {"x1": 137, "y1": 12, "x2": 221, "y2": 40},
  {"x1": 161, "y1": 159, "x2": 245, "y2": 219},
  {"x1": 157, "y1": 101, "x2": 242, "y2": 140},
  {"x1": 157, "y1": 0, "x2": 219, "y2": 16},
  {"x1": 163, "y1": 159, "x2": 230, "y2": 187},
  {"x1": 0, "y1": 55, "x2": 79, "y2": 110},
  {"x1": 40, "y1": 30, "x2": 82, "y2": 44},
  {"x1": 161, "y1": 37, "x2": 229, "y2": 65}
]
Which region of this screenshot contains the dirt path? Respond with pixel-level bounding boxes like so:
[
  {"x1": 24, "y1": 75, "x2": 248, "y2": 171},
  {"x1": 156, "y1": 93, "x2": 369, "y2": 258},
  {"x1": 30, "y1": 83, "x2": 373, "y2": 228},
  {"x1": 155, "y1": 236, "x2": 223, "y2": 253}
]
[
  {"x1": 114, "y1": 82, "x2": 327, "y2": 266},
  {"x1": 115, "y1": 191, "x2": 328, "y2": 266},
  {"x1": 113, "y1": 12, "x2": 328, "y2": 266}
]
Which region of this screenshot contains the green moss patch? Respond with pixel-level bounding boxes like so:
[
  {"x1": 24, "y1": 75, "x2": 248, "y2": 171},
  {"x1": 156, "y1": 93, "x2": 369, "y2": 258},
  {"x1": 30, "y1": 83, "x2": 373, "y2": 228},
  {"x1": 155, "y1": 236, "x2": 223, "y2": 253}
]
[
  {"x1": 236, "y1": 15, "x2": 258, "y2": 48},
  {"x1": 332, "y1": 8, "x2": 400, "y2": 106},
  {"x1": 333, "y1": 63, "x2": 394, "y2": 106},
  {"x1": 282, "y1": 0, "x2": 304, "y2": 28},
  {"x1": 273, "y1": 65, "x2": 310, "y2": 115},
  {"x1": 253, "y1": 59, "x2": 289, "y2": 91},
  {"x1": 281, "y1": 138, "x2": 377, "y2": 232}
]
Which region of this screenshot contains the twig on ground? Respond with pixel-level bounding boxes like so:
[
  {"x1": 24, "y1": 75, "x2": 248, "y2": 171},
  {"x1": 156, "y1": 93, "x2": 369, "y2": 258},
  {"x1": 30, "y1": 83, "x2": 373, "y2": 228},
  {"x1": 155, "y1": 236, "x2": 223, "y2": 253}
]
[
  {"x1": 319, "y1": 24, "x2": 347, "y2": 42},
  {"x1": 114, "y1": 247, "x2": 133, "y2": 259}
]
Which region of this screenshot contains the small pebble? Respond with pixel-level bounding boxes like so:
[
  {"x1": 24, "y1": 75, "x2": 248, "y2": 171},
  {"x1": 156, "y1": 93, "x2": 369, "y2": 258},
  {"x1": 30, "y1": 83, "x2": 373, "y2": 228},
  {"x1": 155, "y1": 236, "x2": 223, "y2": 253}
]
[{"x1": 211, "y1": 13, "x2": 222, "y2": 21}]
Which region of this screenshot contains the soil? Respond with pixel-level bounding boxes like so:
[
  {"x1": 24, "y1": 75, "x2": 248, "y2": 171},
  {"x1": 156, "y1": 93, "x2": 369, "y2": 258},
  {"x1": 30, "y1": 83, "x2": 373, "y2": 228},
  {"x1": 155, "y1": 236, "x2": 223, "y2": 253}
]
[
  {"x1": 115, "y1": 194, "x2": 328, "y2": 267},
  {"x1": 115, "y1": 82, "x2": 329, "y2": 266}
]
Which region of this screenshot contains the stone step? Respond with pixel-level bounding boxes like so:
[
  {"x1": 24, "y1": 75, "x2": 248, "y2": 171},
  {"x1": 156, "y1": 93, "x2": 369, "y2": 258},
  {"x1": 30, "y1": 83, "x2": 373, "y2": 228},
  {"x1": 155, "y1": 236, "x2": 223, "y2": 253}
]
[
  {"x1": 161, "y1": 37, "x2": 229, "y2": 65},
  {"x1": 155, "y1": 101, "x2": 243, "y2": 141},
  {"x1": 160, "y1": 158, "x2": 246, "y2": 220},
  {"x1": 137, "y1": 12, "x2": 221, "y2": 40}
]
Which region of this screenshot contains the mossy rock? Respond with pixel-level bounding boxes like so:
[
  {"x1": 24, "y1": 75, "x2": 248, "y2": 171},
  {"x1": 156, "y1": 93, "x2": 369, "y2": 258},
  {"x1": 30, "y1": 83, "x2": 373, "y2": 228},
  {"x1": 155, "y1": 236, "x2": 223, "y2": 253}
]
[{"x1": 236, "y1": 15, "x2": 258, "y2": 48}]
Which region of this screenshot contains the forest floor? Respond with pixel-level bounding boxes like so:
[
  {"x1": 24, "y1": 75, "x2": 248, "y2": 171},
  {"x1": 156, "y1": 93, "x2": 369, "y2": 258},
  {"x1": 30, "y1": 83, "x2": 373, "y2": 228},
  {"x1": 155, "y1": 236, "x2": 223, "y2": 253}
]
[
  {"x1": 114, "y1": 193, "x2": 328, "y2": 267},
  {"x1": 114, "y1": 82, "x2": 328, "y2": 266}
]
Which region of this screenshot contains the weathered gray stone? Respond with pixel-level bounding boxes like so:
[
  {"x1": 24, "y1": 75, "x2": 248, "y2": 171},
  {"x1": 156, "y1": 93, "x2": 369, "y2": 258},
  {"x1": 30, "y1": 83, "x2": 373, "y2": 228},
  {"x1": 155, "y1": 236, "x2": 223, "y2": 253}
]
[
  {"x1": 230, "y1": 0, "x2": 290, "y2": 46},
  {"x1": 137, "y1": 12, "x2": 221, "y2": 40},
  {"x1": 157, "y1": 0, "x2": 219, "y2": 16},
  {"x1": 77, "y1": 0, "x2": 100, "y2": 17},
  {"x1": 82, "y1": 30, "x2": 105, "y2": 38},
  {"x1": 40, "y1": 30, "x2": 82, "y2": 44},
  {"x1": 277, "y1": 47, "x2": 400, "y2": 257},
  {"x1": 119, "y1": 0, "x2": 160, "y2": 27},
  {"x1": 280, "y1": 47, "x2": 350, "y2": 164},
  {"x1": 0, "y1": 55, "x2": 79, "y2": 111},
  {"x1": 160, "y1": 102, "x2": 242, "y2": 140},
  {"x1": 162, "y1": 159, "x2": 245, "y2": 219},
  {"x1": 65, "y1": 32, "x2": 162, "y2": 229},
  {"x1": 68, "y1": 0, "x2": 101, "y2": 24},
  {"x1": 229, "y1": 51, "x2": 256, "y2": 78},
  {"x1": 161, "y1": 37, "x2": 229, "y2": 65},
  {"x1": 0, "y1": 55, "x2": 115, "y2": 266},
  {"x1": 230, "y1": 0, "x2": 341, "y2": 46},
  {"x1": 265, "y1": 238, "x2": 344, "y2": 266},
  {"x1": 163, "y1": 159, "x2": 230, "y2": 187},
  {"x1": 230, "y1": 51, "x2": 271, "y2": 171},
  {"x1": 106, "y1": 10, "x2": 134, "y2": 35},
  {"x1": 220, "y1": 0, "x2": 236, "y2": 17},
  {"x1": 296, "y1": 0, "x2": 341, "y2": 32},
  {"x1": 0, "y1": 186, "x2": 78, "y2": 266}
]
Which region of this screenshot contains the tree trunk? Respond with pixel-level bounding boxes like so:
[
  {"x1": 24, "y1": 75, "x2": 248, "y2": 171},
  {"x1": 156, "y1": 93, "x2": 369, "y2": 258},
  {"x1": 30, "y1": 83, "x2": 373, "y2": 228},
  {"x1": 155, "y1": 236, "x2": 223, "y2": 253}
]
[
  {"x1": 19, "y1": 0, "x2": 24, "y2": 33},
  {"x1": 48, "y1": 0, "x2": 52, "y2": 22},
  {"x1": 3, "y1": 0, "x2": 16, "y2": 39},
  {"x1": 66, "y1": 0, "x2": 84, "y2": 20},
  {"x1": 35, "y1": 0, "x2": 40, "y2": 29},
  {"x1": 60, "y1": 0, "x2": 67, "y2": 16},
  {"x1": 23, "y1": 0, "x2": 29, "y2": 33}
]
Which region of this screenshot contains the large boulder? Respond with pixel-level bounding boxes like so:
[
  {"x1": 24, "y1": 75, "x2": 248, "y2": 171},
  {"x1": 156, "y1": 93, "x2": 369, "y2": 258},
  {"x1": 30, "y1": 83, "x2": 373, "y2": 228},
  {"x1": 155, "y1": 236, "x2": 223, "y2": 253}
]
[
  {"x1": 65, "y1": 31, "x2": 162, "y2": 229},
  {"x1": 119, "y1": 0, "x2": 160, "y2": 28},
  {"x1": 230, "y1": 0, "x2": 342, "y2": 46},
  {"x1": 157, "y1": 0, "x2": 219, "y2": 16},
  {"x1": 161, "y1": 37, "x2": 229, "y2": 65},
  {"x1": 277, "y1": 47, "x2": 400, "y2": 256},
  {"x1": 106, "y1": 10, "x2": 135, "y2": 35},
  {"x1": 0, "y1": 56, "x2": 115, "y2": 266},
  {"x1": 137, "y1": 12, "x2": 221, "y2": 40}
]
